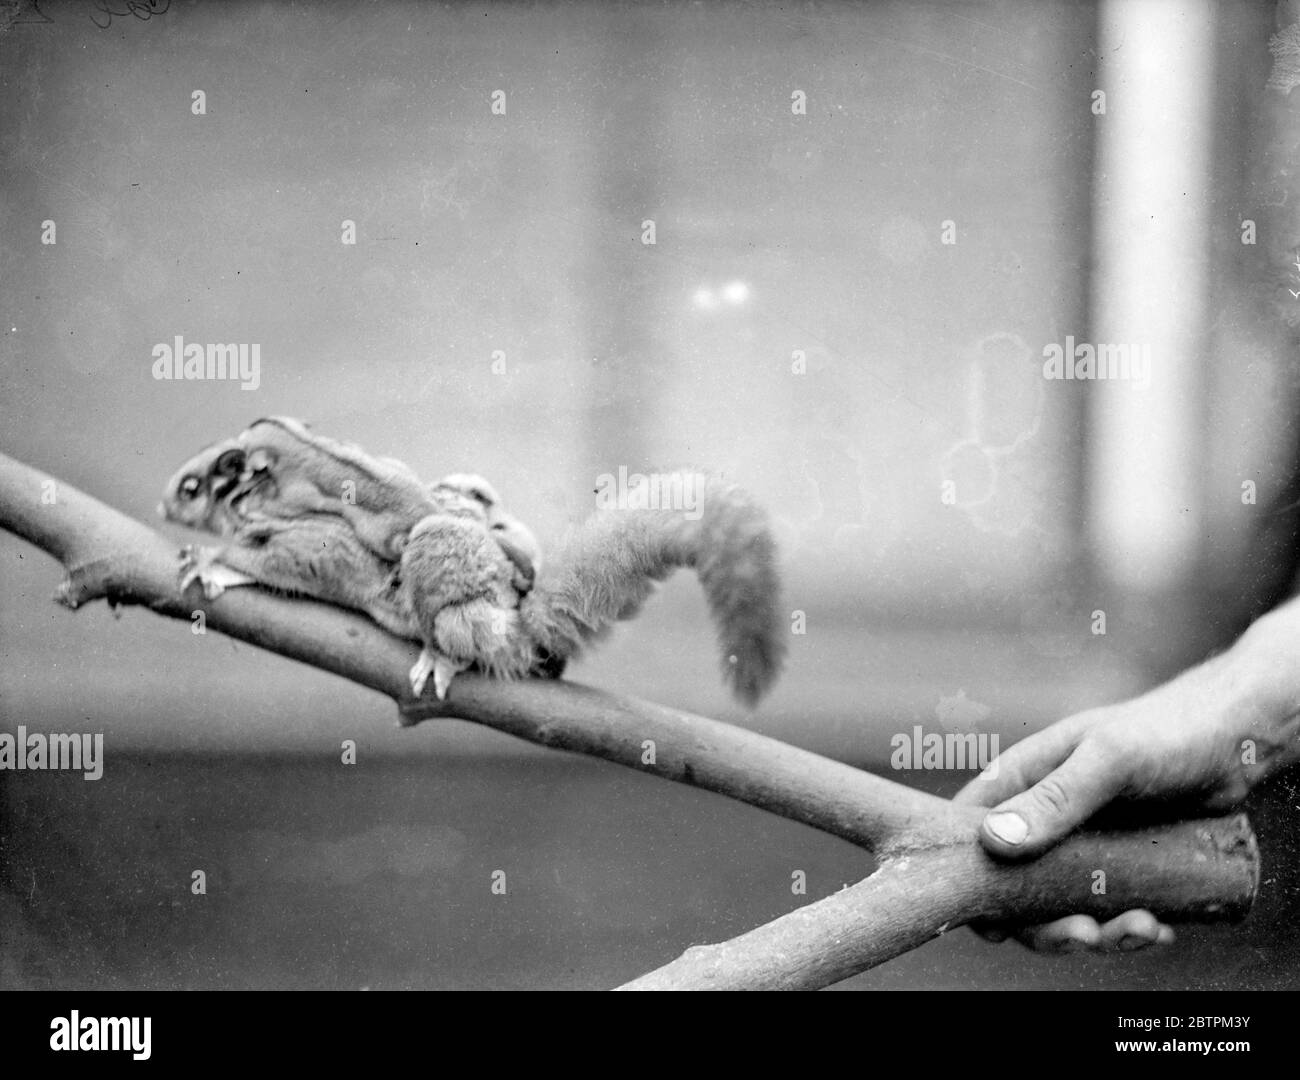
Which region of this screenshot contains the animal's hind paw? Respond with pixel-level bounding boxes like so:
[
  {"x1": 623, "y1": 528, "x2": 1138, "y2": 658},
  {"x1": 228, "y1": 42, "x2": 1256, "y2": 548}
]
[{"x1": 409, "y1": 645, "x2": 470, "y2": 700}]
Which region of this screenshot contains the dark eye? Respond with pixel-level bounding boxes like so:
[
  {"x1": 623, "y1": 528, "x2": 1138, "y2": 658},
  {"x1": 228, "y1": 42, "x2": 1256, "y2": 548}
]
[
  {"x1": 215, "y1": 449, "x2": 245, "y2": 476},
  {"x1": 180, "y1": 476, "x2": 202, "y2": 500}
]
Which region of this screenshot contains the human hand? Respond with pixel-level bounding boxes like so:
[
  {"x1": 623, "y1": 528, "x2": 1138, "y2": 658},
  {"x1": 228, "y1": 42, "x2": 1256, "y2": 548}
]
[{"x1": 955, "y1": 602, "x2": 1300, "y2": 951}]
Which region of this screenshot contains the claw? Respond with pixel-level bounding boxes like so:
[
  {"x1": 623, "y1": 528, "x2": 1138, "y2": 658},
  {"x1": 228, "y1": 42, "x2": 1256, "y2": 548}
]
[
  {"x1": 178, "y1": 562, "x2": 203, "y2": 594},
  {"x1": 409, "y1": 646, "x2": 470, "y2": 700},
  {"x1": 178, "y1": 545, "x2": 254, "y2": 601},
  {"x1": 433, "y1": 654, "x2": 468, "y2": 699},
  {"x1": 409, "y1": 647, "x2": 437, "y2": 698},
  {"x1": 492, "y1": 531, "x2": 537, "y2": 596}
]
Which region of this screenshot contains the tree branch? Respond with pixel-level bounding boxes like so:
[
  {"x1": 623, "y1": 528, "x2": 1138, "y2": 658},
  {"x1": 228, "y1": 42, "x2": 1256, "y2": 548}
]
[
  {"x1": 620, "y1": 814, "x2": 1257, "y2": 990},
  {"x1": 0, "y1": 450, "x2": 1262, "y2": 990}
]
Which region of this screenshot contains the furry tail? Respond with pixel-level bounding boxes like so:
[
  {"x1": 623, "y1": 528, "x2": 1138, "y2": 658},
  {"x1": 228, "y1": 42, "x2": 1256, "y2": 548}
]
[{"x1": 517, "y1": 472, "x2": 786, "y2": 705}]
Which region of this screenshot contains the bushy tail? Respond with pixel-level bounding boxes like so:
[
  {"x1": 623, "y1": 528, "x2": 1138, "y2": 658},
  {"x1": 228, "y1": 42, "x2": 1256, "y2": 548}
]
[{"x1": 516, "y1": 472, "x2": 786, "y2": 705}]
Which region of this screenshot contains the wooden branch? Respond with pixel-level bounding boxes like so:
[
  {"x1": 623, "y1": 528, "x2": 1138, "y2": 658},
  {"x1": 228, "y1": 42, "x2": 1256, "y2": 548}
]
[
  {"x1": 620, "y1": 814, "x2": 1257, "y2": 990},
  {"x1": 0, "y1": 450, "x2": 1262, "y2": 990},
  {"x1": 0, "y1": 449, "x2": 965, "y2": 852}
]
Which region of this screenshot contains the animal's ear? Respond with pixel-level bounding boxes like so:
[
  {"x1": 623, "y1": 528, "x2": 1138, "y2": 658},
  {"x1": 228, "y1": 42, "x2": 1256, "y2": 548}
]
[
  {"x1": 214, "y1": 448, "x2": 246, "y2": 477},
  {"x1": 438, "y1": 473, "x2": 500, "y2": 507},
  {"x1": 244, "y1": 448, "x2": 277, "y2": 476}
]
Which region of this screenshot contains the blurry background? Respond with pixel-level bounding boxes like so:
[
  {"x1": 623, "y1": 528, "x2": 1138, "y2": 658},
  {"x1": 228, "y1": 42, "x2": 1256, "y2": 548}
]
[{"x1": 2, "y1": 0, "x2": 1297, "y2": 989}]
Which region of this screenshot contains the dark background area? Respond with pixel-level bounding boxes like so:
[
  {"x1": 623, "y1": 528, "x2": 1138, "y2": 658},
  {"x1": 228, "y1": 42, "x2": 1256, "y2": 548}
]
[{"x1": 5, "y1": 755, "x2": 1298, "y2": 990}]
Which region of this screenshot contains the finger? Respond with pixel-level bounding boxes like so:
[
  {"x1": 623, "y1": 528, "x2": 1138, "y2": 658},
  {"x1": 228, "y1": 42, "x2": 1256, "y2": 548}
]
[
  {"x1": 1012, "y1": 915, "x2": 1102, "y2": 952},
  {"x1": 954, "y1": 712, "x2": 1095, "y2": 809},
  {"x1": 1096, "y1": 910, "x2": 1175, "y2": 952},
  {"x1": 978, "y1": 736, "x2": 1126, "y2": 859},
  {"x1": 970, "y1": 909, "x2": 1176, "y2": 949},
  {"x1": 984, "y1": 912, "x2": 1176, "y2": 953}
]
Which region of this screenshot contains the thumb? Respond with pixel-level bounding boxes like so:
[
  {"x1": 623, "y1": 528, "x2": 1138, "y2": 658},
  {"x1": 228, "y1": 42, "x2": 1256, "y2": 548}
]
[{"x1": 978, "y1": 737, "x2": 1124, "y2": 860}]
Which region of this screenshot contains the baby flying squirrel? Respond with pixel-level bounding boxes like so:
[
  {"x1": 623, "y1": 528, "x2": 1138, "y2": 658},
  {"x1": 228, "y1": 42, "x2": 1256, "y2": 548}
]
[{"x1": 161, "y1": 419, "x2": 786, "y2": 705}]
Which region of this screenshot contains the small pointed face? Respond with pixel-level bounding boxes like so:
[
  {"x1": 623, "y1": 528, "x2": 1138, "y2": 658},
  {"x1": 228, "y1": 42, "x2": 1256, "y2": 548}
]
[
  {"x1": 159, "y1": 421, "x2": 298, "y2": 535},
  {"x1": 158, "y1": 438, "x2": 248, "y2": 533}
]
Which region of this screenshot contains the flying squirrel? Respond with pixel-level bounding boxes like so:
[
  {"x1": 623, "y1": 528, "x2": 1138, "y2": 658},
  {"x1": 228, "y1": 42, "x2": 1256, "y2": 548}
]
[{"x1": 161, "y1": 418, "x2": 785, "y2": 705}]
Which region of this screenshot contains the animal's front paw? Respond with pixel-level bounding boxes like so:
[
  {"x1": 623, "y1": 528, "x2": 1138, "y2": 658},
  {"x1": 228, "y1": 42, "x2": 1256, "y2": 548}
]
[{"x1": 178, "y1": 545, "x2": 255, "y2": 600}]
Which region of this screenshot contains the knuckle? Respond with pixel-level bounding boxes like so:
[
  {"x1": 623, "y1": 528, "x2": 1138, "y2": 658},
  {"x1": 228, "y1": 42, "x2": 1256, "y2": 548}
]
[{"x1": 1029, "y1": 775, "x2": 1074, "y2": 818}]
